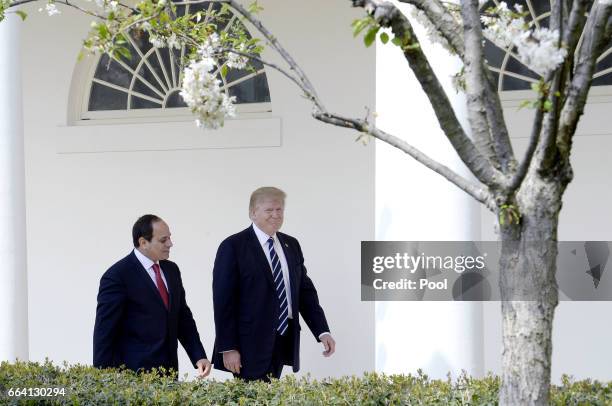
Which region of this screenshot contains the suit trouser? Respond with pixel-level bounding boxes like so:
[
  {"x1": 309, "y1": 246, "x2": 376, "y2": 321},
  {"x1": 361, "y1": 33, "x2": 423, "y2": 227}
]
[{"x1": 237, "y1": 319, "x2": 294, "y2": 382}]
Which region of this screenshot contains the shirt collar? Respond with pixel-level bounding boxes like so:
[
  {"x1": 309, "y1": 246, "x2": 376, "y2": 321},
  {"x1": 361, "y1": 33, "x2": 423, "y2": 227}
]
[
  {"x1": 252, "y1": 223, "x2": 276, "y2": 247},
  {"x1": 133, "y1": 247, "x2": 157, "y2": 270}
]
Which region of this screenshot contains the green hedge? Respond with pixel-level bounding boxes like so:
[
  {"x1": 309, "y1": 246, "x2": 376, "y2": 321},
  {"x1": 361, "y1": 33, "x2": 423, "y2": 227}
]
[{"x1": 0, "y1": 361, "x2": 610, "y2": 405}]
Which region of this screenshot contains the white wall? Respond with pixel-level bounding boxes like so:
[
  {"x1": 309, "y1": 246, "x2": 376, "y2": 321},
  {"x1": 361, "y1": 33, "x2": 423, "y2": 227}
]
[
  {"x1": 0, "y1": 14, "x2": 29, "y2": 363},
  {"x1": 15, "y1": 0, "x2": 612, "y2": 383},
  {"x1": 19, "y1": 0, "x2": 375, "y2": 379},
  {"x1": 481, "y1": 90, "x2": 612, "y2": 382},
  {"x1": 374, "y1": 6, "x2": 484, "y2": 379}
]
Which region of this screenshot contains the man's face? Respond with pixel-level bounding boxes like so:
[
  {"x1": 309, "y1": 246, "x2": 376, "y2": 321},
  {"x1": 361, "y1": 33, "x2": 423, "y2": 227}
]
[
  {"x1": 251, "y1": 197, "x2": 284, "y2": 236},
  {"x1": 139, "y1": 220, "x2": 173, "y2": 261}
]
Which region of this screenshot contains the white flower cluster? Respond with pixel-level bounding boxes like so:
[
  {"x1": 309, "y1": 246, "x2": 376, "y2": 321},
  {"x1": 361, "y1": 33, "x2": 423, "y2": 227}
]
[
  {"x1": 149, "y1": 32, "x2": 181, "y2": 49},
  {"x1": 226, "y1": 43, "x2": 248, "y2": 70},
  {"x1": 199, "y1": 33, "x2": 221, "y2": 59},
  {"x1": 39, "y1": 2, "x2": 60, "y2": 16},
  {"x1": 85, "y1": 0, "x2": 119, "y2": 13},
  {"x1": 408, "y1": 5, "x2": 455, "y2": 53},
  {"x1": 179, "y1": 38, "x2": 237, "y2": 129},
  {"x1": 481, "y1": 2, "x2": 567, "y2": 76}
]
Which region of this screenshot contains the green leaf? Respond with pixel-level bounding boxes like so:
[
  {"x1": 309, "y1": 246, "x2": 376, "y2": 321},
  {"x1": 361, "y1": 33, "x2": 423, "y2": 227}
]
[
  {"x1": 380, "y1": 32, "x2": 389, "y2": 44},
  {"x1": 16, "y1": 10, "x2": 27, "y2": 20},
  {"x1": 220, "y1": 64, "x2": 228, "y2": 79},
  {"x1": 247, "y1": 0, "x2": 263, "y2": 14},
  {"x1": 351, "y1": 18, "x2": 370, "y2": 38},
  {"x1": 364, "y1": 27, "x2": 378, "y2": 48},
  {"x1": 116, "y1": 46, "x2": 132, "y2": 61},
  {"x1": 391, "y1": 37, "x2": 403, "y2": 46}
]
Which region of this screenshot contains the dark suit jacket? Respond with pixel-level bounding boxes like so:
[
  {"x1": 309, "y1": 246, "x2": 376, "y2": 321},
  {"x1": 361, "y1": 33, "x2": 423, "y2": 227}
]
[
  {"x1": 93, "y1": 251, "x2": 206, "y2": 372},
  {"x1": 212, "y1": 226, "x2": 330, "y2": 378}
]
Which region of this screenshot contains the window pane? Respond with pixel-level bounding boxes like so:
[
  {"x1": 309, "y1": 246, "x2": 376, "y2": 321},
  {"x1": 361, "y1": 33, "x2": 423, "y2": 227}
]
[
  {"x1": 166, "y1": 91, "x2": 188, "y2": 108},
  {"x1": 94, "y1": 54, "x2": 132, "y2": 88},
  {"x1": 593, "y1": 52, "x2": 612, "y2": 86},
  {"x1": 130, "y1": 95, "x2": 162, "y2": 109},
  {"x1": 88, "y1": 83, "x2": 128, "y2": 111},
  {"x1": 228, "y1": 74, "x2": 271, "y2": 104},
  {"x1": 86, "y1": 1, "x2": 271, "y2": 113}
]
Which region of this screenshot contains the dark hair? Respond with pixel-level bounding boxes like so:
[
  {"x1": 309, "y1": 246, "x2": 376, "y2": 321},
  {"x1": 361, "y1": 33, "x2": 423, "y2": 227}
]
[{"x1": 132, "y1": 214, "x2": 162, "y2": 247}]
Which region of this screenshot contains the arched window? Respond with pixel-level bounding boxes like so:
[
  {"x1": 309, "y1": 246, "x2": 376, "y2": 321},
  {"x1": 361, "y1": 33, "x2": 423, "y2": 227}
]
[
  {"x1": 83, "y1": 1, "x2": 270, "y2": 118},
  {"x1": 482, "y1": 0, "x2": 612, "y2": 91}
]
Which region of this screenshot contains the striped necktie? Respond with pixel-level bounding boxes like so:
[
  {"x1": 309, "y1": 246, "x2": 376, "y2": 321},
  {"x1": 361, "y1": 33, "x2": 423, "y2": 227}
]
[{"x1": 268, "y1": 237, "x2": 289, "y2": 336}]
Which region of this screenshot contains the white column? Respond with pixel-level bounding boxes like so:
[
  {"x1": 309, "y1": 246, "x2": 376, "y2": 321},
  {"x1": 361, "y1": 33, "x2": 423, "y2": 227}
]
[
  {"x1": 375, "y1": 6, "x2": 483, "y2": 379},
  {"x1": 0, "y1": 14, "x2": 29, "y2": 362}
]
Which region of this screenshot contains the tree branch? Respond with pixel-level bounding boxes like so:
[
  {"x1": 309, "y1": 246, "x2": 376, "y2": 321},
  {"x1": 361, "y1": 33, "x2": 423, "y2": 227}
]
[
  {"x1": 557, "y1": 1, "x2": 612, "y2": 160},
  {"x1": 225, "y1": 0, "x2": 326, "y2": 111},
  {"x1": 217, "y1": 47, "x2": 306, "y2": 91},
  {"x1": 363, "y1": 0, "x2": 506, "y2": 188},
  {"x1": 483, "y1": 69, "x2": 516, "y2": 173},
  {"x1": 460, "y1": 0, "x2": 500, "y2": 169},
  {"x1": 313, "y1": 111, "x2": 496, "y2": 210},
  {"x1": 561, "y1": 0, "x2": 590, "y2": 94},
  {"x1": 507, "y1": 89, "x2": 548, "y2": 195},
  {"x1": 397, "y1": 0, "x2": 464, "y2": 57},
  {"x1": 7, "y1": 0, "x2": 135, "y2": 15},
  {"x1": 190, "y1": 0, "x2": 496, "y2": 208},
  {"x1": 161, "y1": 0, "x2": 499, "y2": 207},
  {"x1": 537, "y1": 1, "x2": 565, "y2": 173},
  {"x1": 400, "y1": 0, "x2": 516, "y2": 173}
]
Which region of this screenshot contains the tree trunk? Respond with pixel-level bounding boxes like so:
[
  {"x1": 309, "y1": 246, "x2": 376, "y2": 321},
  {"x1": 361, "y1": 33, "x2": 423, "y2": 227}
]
[{"x1": 498, "y1": 175, "x2": 563, "y2": 406}]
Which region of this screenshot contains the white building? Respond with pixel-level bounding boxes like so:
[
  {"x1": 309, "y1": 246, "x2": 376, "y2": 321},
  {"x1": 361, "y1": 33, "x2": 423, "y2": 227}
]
[{"x1": 1, "y1": 0, "x2": 610, "y2": 382}]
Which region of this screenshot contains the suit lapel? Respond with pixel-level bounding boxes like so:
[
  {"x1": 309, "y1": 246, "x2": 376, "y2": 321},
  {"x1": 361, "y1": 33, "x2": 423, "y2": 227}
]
[
  {"x1": 246, "y1": 226, "x2": 275, "y2": 288},
  {"x1": 129, "y1": 251, "x2": 168, "y2": 311}
]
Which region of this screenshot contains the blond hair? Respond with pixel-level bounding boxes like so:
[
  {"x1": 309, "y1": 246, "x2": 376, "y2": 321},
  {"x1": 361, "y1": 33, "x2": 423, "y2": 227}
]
[{"x1": 249, "y1": 186, "x2": 286, "y2": 213}]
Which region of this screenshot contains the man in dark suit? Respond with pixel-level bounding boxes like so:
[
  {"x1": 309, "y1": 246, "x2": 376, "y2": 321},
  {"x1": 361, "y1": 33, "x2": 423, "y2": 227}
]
[
  {"x1": 93, "y1": 214, "x2": 211, "y2": 377},
  {"x1": 212, "y1": 187, "x2": 335, "y2": 381}
]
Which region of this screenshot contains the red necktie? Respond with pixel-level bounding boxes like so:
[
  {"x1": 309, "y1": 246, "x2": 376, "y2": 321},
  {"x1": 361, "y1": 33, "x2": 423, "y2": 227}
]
[{"x1": 152, "y1": 263, "x2": 169, "y2": 309}]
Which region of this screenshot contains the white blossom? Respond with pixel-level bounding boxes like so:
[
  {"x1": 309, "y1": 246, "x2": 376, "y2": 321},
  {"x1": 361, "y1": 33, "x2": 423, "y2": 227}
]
[
  {"x1": 226, "y1": 43, "x2": 248, "y2": 70},
  {"x1": 167, "y1": 33, "x2": 181, "y2": 50},
  {"x1": 482, "y1": 2, "x2": 567, "y2": 76},
  {"x1": 149, "y1": 35, "x2": 166, "y2": 48},
  {"x1": 515, "y1": 28, "x2": 567, "y2": 77},
  {"x1": 180, "y1": 40, "x2": 237, "y2": 129},
  {"x1": 408, "y1": 5, "x2": 454, "y2": 53},
  {"x1": 199, "y1": 33, "x2": 220, "y2": 59},
  {"x1": 39, "y1": 3, "x2": 60, "y2": 16},
  {"x1": 108, "y1": 0, "x2": 119, "y2": 12},
  {"x1": 146, "y1": 29, "x2": 180, "y2": 50}
]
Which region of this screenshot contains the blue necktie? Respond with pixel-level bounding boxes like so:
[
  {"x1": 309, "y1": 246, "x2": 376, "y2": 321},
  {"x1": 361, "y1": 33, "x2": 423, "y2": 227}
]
[{"x1": 268, "y1": 237, "x2": 289, "y2": 336}]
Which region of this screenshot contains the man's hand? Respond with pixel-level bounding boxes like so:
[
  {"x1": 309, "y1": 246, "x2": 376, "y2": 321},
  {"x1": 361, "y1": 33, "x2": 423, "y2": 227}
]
[
  {"x1": 320, "y1": 334, "x2": 336, "y2": 357},
  {"x1": 223, "y1": 350, "x2": 242, "y2": 374},
  {"x1": 195, "y1": 358, "x2": 212, "y2": 378}
]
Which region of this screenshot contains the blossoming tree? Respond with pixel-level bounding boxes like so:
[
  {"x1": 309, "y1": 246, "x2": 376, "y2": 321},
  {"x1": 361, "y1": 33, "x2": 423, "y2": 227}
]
[{"x1": 2, "y1": 0, "x2": 611, "y2": 404}]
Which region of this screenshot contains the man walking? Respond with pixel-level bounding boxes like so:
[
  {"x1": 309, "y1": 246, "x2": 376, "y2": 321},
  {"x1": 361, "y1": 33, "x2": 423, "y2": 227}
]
[
  {"x1": 93, "y1": 214, "x2": 211, "y2": 377},
  {"x1": 212, "y1": 187, "x2": 335, "y2": 381}
]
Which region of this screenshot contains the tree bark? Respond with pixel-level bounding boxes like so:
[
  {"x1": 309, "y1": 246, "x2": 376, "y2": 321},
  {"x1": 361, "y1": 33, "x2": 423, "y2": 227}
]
[{"x1": 498, "y1": 174, "x2": 563, "y2": 406}]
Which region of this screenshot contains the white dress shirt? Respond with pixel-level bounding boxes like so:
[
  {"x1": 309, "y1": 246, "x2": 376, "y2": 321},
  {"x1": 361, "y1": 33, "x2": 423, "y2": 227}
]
[
  {"x1": 134, "y1": 248, "x2": 169, "y2": 292},
  {"x1": 252, "y1": 224, "x2": 330, "y2": 341},
  {"x1": 252, "y1": 223, "x2": 293, "y2": 319}
]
